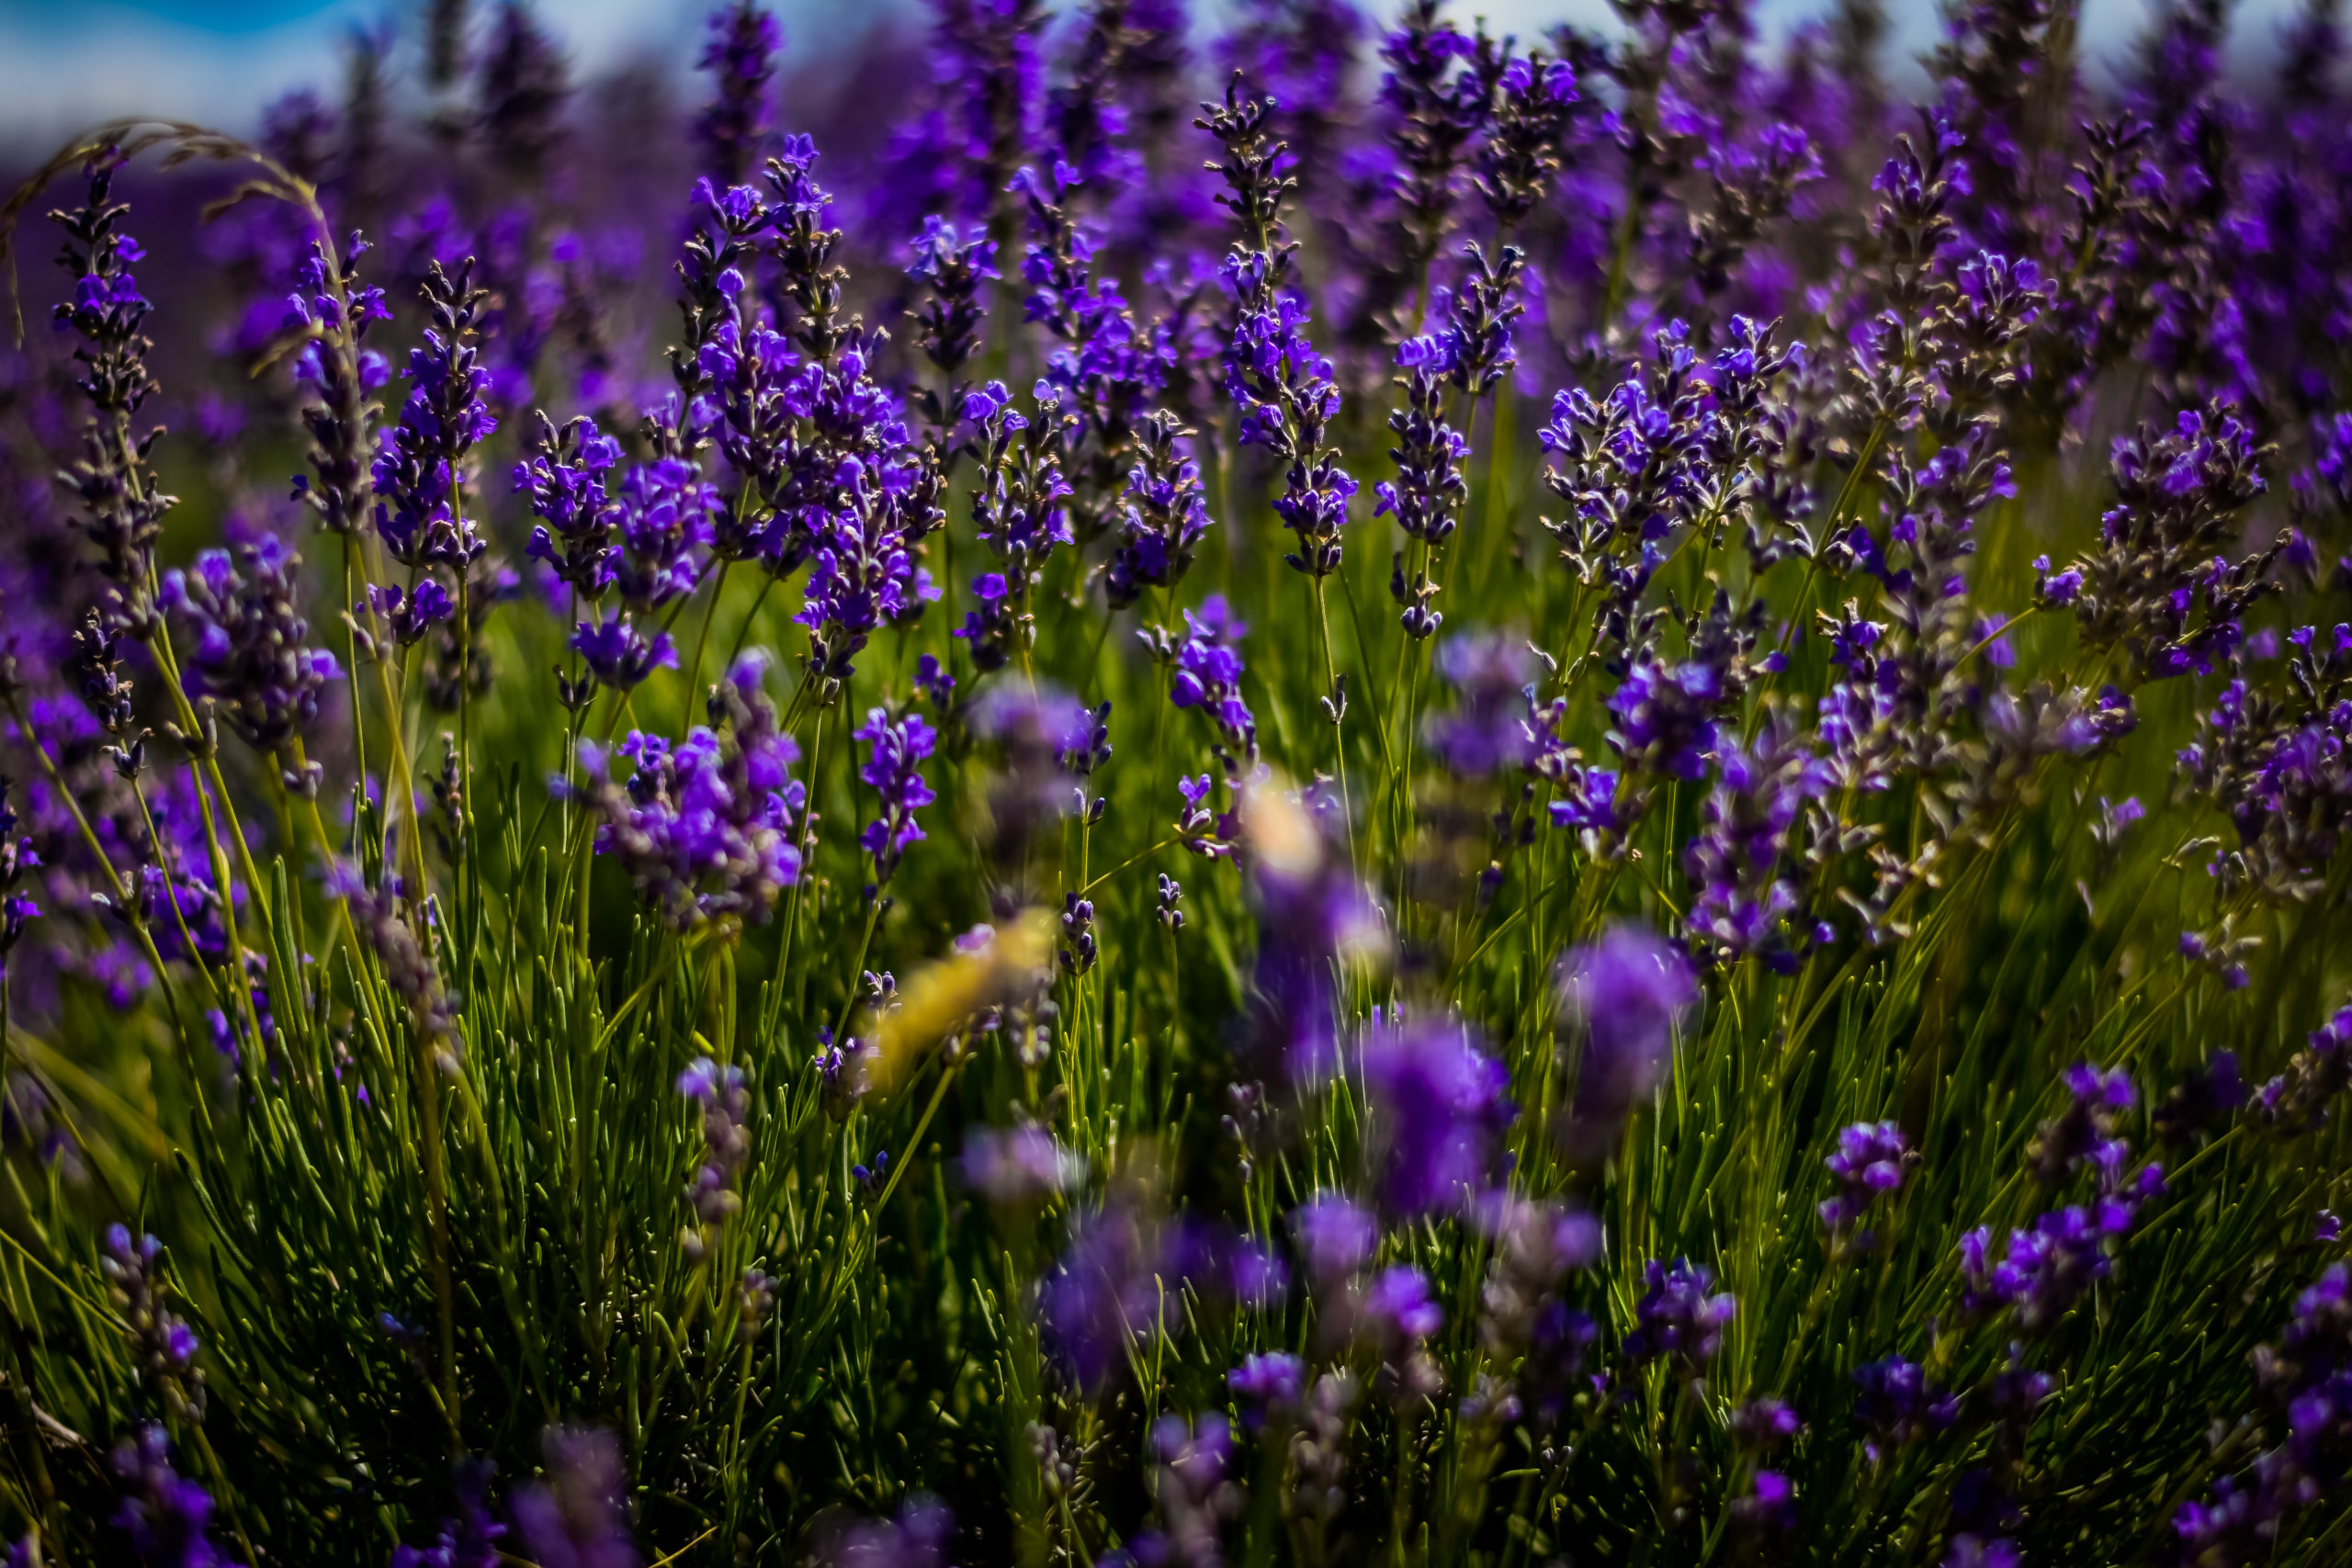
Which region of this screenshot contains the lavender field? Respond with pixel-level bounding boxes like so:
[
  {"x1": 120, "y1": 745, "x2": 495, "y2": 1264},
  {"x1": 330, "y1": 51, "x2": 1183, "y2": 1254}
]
[{"x1": 0, "y1": 0, "x2": 2347, "y2": 1563}]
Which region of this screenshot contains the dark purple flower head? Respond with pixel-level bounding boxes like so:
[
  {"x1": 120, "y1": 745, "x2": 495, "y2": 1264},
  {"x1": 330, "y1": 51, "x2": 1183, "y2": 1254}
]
[
  {"x1": 1820, "y1": 1121, "x2": 1915, "y2": 1249},
  {"x1": 373, "y1": 260, "x2": 495, "y2": 571},
  {"x1": 1732, "y1": 1396, "x2": 1803, "y2": 1451},
  {"x1": 853, "y1": 707, "x2": 939, "y2": 886},
  {"x1": 1106, "y1": 411, "x2": 1214, "y2": 608},
  {"x1": 1555, "y1": 926, "x2": 1698, "y2": 1167},
  {"x1": 2026, "y1": 1062, "x2": 2136, "y2": 1187},
  {"x1": 110, "y1": 1423, "x2": 243, "y2": 1568},
  {"x1": 571, "y1": 652, "x2": 803, "y2": 928},
  {"x1": 391, "y1": 1460, "x2": 506, "y2": 1568},
  {"x1": 1850, "y1": 1355, "x2": 1960, "y2": 1463},
  {"x1": 1149, "y1": 592, "x2": 1255, "y2": 760},
  {"x1": 100, "y1": 1224, "x2": 204, "y2": 1420},
  {"x1": 161, "y1": 534, "x2": 340, "y2": 774},
  {"x1": 512, "y1": 1428, "x2": 639, "y2": 1568},
  {"x1": 1623, "y1": 1258, "x2": 1736, "y2": 1370}
]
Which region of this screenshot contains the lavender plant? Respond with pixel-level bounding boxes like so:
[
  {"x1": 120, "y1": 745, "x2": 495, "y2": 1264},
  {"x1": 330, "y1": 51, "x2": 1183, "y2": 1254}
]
[{"x1": 3, "y1": 3, "x2": 2352, "y2": 1565}]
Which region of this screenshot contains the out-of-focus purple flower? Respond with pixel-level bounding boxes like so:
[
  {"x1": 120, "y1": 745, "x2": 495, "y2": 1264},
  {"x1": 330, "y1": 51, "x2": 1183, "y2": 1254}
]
[
  {"x1": 815, "y1": 1495, "x2": 954, "y2": 1568},
  {"x1": 110, "y1": 1423, "x2": 243, "y2": 1568},
  {"x1": 1355, "y1": 1011, "x2": 1515, "y2": 1217},
  {"x1": 1039, "y1": 1193, "x2": 1189, "y2": 1390},
  {"x1": 676, "y1": 1055, "x2": 750, "y2": 1259},
  {"x1": 1555, "y1": 926, "x2": 1698, "y2": 1167},
  {"x1": 695, "y1": 1, "x2": 782, "y2": 186},
  {"x1": 512, "y1": 1428, "x2": 639, "y2": 1568},
  {"x1": 1291, "y1": 1194, "x2": 1378, "y2": 1285},
  {"x1": 1130, "y1": 1414, "x2": 1241, "y2": 1568},
  {"x1": 1229, "y1": 1350, "x2": 1306, "y2": 1426},
  {"x1": 961, "y1": 1122, "x2": 1084, "y2": 1206},
  {"x1": 1426, "y1": 634, "x2": 1534, "y2": 776},
  {"x1": 391, "y1": 1460, "x2": 505, "y2": 1568},
  {"x1": 1733, "y1": 1396, "x2": 1803, "y2": 1451}
]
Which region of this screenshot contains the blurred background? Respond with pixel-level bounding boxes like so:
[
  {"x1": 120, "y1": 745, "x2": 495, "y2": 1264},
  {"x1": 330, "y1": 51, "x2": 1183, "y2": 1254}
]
[{"x1": 0, "y1": 0, "x2": 2329, "y2": 151}]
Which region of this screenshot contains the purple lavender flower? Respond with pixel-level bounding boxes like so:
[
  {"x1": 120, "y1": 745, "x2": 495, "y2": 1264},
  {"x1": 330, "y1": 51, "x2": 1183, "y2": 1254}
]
[
  {"x1": 51, "y1": 156, "x2": 170, "y2": 635},
  {"x1": 391, "y1": 1461, "x2": 505, "y2": 1568},
  {"x1": 1130, "y1": 1414, "x2": 1240, "y2": 1567},
  {"x1": 816, "y1": 1495, "x2": 954, "y2": 1568},
  {"x1": 956, "y1": 380, "x2": 1074, "y2": 671},
  {"x1": 1106, "y1": 410, "x2": 1214, "y2": 608},
  {"x1": 1039, "y1": 1194, "x2": 1185, "y2": 1390},
  {"x1": 853, "y1": 708, "x2": 938, "y2": 887},
  {"x1": 1623, "y1": 1258, "x2": 1736, "y2": 1371},
  {"x1": 1475, "y1": 47, "x2": 1579, "y2": 226},
  {"x1": 571, "y1": 653, "x2": 803, "y2": 928},
  {"x1": 1203, "y1": 83, "x2": 1358, "y2": 578},
  {"x1": 372, "y1": 261, "x2": 495, "y2": 572},
  {"x1": 569, "y1": 616, "x2": 677, "y2": 694},
  {"x1": 1426, "y1": 633, "x2": 1534, "y2": 777},
  {"x1": 1148, "y1": 593, "x2": 1255, "y2": 761},
  {"x1": 908, "y1": 216, "x2": 998, "y2": 387},
  {"x1": 1355, "y1": 1011, "x2": 1515, "y2": 1218},
  {"x1": 1290, "y1": 1194, "x2": 1379, "y2": 1286},
  {"x1": 1375, "y1": 332, "x2": 1468, "y2": 636},
  {"x1": 2062, "y1": 403, "x2": 2270, "y2": 682},
  {"x1": 1229, "y1": 1350, "x2": 1306, "y2": 1425},
  {"x1": 512, "y1": 1428, "x2": 639, "y2": 1568},
  {"x1": 2026, "y1": 1063, "x2": 2136, "y2": 1187},
  {"x1": 109, "y1": 1423, "x2": 243, "y2": 1568},
  {"x1": 1850, "y1": 1355, "x2": 1960, "y2": 1464},
  {"x1": 1555, "y1": 926, "x2": 1698, "y2": 1168},
  {"x1": 1683, "y1": 724, "x2": 1827, "y2": 964},
  {"x1": 100, "y1": 1224, "x2": 204, "y2": 1421},
  {"x1": 1820, "y1": 1121, "x2": 1914, "y2": 1250},
  {"x1": 695, "y1": 2, "x2": 782, "y2": 186},
  {"x1": 517, "y1": 412, "x2": 622, "y2": 598},
  {"x1": 676, "y1": 1055, "x2": 750, "y2": 1259},
  {"x1": 961, "y1": 1122, "x2": 1083, "y2": 1206},
  {"x1": 161, "y1": 535, "x2": 341, "y2": 782}
]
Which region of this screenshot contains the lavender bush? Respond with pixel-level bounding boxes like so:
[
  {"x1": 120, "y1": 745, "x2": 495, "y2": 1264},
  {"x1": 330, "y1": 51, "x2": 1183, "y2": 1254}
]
[{"x1": 0, "y1": 0, "x2": 2348, "y2": 1562}]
